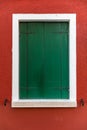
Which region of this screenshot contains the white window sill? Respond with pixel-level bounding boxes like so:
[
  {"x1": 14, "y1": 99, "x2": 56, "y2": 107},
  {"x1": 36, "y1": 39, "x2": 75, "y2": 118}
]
[{"x1": 12, "y1": 99, "x2": 77, "y2": 108}]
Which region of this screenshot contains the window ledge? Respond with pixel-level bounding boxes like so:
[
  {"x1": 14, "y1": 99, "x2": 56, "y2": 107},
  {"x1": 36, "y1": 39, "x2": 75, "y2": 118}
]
[{"x1": 12, "y1": 99, "x2": 77, "y2": 108}]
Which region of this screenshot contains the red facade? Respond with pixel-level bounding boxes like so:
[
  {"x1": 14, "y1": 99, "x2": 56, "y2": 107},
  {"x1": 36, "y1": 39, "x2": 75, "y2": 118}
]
[{"x1": 0, "y1": 0, "x2": 87, "y2": 130}]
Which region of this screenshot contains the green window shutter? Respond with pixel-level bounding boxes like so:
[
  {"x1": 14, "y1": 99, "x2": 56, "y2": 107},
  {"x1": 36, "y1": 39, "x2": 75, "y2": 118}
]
[{"x1": 19, "y1": 22, "x2": 69, "y2": 99}]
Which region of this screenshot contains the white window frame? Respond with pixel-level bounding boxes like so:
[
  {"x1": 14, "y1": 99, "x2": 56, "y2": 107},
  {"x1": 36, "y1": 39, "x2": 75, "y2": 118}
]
[{"x1": 12, "y1": 14, "x2": 76, "y2": 108}]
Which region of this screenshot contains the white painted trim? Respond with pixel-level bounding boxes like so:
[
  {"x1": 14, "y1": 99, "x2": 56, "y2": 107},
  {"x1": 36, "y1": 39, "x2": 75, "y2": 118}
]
[
  {"x1": 12, "y1": 14, "x2": 76, "y2": 108},
  {"x1": 12, "y1": 100, "x2": 76, "y2": 108}
]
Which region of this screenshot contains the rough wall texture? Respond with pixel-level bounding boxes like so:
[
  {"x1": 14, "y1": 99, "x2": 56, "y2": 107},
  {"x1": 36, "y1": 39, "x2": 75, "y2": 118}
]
[{"x1": 0, "y1": 0, "x2": 87, "y2": 130}]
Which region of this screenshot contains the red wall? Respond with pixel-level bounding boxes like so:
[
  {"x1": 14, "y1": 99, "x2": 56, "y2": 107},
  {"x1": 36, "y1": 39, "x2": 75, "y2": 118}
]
[{"x1": 0, "y1": 0, "x2": 87, "y2": 130}]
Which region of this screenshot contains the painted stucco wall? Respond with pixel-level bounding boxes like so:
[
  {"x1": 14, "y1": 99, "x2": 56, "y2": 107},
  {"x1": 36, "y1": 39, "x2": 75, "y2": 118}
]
[{"x1": 0, "y1": 0, "x2": 87, "y2": 130}]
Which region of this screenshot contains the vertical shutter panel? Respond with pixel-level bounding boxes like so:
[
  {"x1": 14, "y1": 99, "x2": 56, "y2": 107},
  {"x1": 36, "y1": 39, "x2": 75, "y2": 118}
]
[{"x1": 44, "y1": 23, "x2": 69, "y2": 99}]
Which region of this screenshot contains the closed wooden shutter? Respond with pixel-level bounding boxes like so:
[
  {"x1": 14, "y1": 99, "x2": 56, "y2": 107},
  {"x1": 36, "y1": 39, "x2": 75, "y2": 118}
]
[{"x1": 19, "y1": 22, "x2": 69, "y2": 99}]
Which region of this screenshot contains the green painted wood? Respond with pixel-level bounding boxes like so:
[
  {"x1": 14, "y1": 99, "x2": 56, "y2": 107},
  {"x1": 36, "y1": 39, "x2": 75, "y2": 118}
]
[{"x1": 19, "y1": 22, "x2": 69, "y2": 99}]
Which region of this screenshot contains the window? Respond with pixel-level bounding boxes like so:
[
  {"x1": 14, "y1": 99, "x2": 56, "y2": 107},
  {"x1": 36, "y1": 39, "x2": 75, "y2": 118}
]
[{"x1": 12, "y1": 14, "x2": 76, "y2": 107}]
